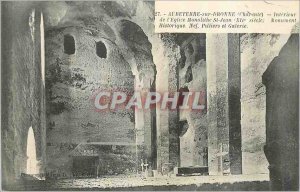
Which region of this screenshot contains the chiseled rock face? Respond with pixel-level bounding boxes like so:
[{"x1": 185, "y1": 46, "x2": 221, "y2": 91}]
[
  {"x1": 262, "y1": 34, "x2": 299, "y2": 191},
  {"x1": 240, "y1": 34, "x2": 290, "y2": 174},
  {"x1": 178, "y1": 35, "x2": 208, "y2": 167},
  {"x1": 2, "y1": 2, "x2": 48, "y2": 185},
  {"x1": 44, "y1": 2, "x2": 155, "y2": 176},
  {"x1": 45, "y1": 26, "x2": 135, "y2": 140}
]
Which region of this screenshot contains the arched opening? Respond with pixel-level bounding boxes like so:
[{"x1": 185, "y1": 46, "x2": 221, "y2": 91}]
[
  {"x1": 96, "y1": 41, "x2": 107, "y2": 58},
  {"x1": 26, "y1": 127, "x2": 39, "y2": 174},
  {"x1": 117, "y1": 19, "x2": 156, "y2": 171},
  {"x1": 64, "y1": 34, "x2": 75, "y2": 55}
]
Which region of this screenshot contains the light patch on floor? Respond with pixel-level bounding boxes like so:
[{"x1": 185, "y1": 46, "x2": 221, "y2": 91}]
[
  {"x1": 26, "y1": 127, "x2": 39, "y2": 174},
  {"x1": 50, "y1": 174, "x2": 269, "y2": 189}
]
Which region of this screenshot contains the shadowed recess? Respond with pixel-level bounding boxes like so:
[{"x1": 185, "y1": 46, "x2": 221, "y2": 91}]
[{"x1": 64, "y1": 34, "x2": 75, "y2": 55}]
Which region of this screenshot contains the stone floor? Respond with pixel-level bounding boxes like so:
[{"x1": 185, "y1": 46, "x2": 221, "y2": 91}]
[{"x1": 5, "y1": 174, "x2": 270, "y2": 191}]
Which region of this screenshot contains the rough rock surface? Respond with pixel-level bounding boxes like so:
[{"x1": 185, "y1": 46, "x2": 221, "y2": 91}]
[
  {"x1": 240, "y1": 34, "x2": 290, "y2": 174},
  {"x1": 44, "y1": 1, "x2": 156, "y2": 176}
]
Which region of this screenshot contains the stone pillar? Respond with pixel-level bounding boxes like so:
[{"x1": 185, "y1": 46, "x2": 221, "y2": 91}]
[
  {"x1": 228, "y1": 34, "x2": 242, "y2": 174},
  {"x1": 156, "y1": 76, "x2": 180, "y2": 174},
  {"x1": 142, "y1": 78, "x2": 153, "y2": 165},
  {"x1": 134, "y1": 76, "x2": 145, "y2": 172},
  {"x1": 168, "y1": 60, "x2": 180, "y2": 169},
  {"x1": 143, "y1": 77, "x2": 153, "y2": 161},
  {"x1": 156, "y1": 34, "x2": 180, "y2": 175},
  {"x1": 207, "y1": 34, "x2": 229, "y2": 175},
  {"x1": 143, "y1": 104, "x2": 152, "y2": 159},
  {"x1": 156, "y1": 108, "x2": 170, "y2": 174},
  {"x1": 206, "y1": 34, "x2": 242, "y2": 175},
  {"x1": 150, "y1": 88, "x2": 157, "y2": 170},
  {"x1": 135, "y1": 75, "x2": 154, "y2": 172}
]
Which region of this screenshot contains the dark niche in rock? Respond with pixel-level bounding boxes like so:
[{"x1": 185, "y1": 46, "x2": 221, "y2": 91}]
[
  {"x1": 96, "y1": 41, "x2": 107, "y2": 58},
  {"x1": 64, "y1": 34, "x2": 75, "y2": 55}
]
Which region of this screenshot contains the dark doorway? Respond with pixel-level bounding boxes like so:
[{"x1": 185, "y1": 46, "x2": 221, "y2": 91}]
[{"x1": 72, "y1": 156, "x2": 98, "y2": 178}]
